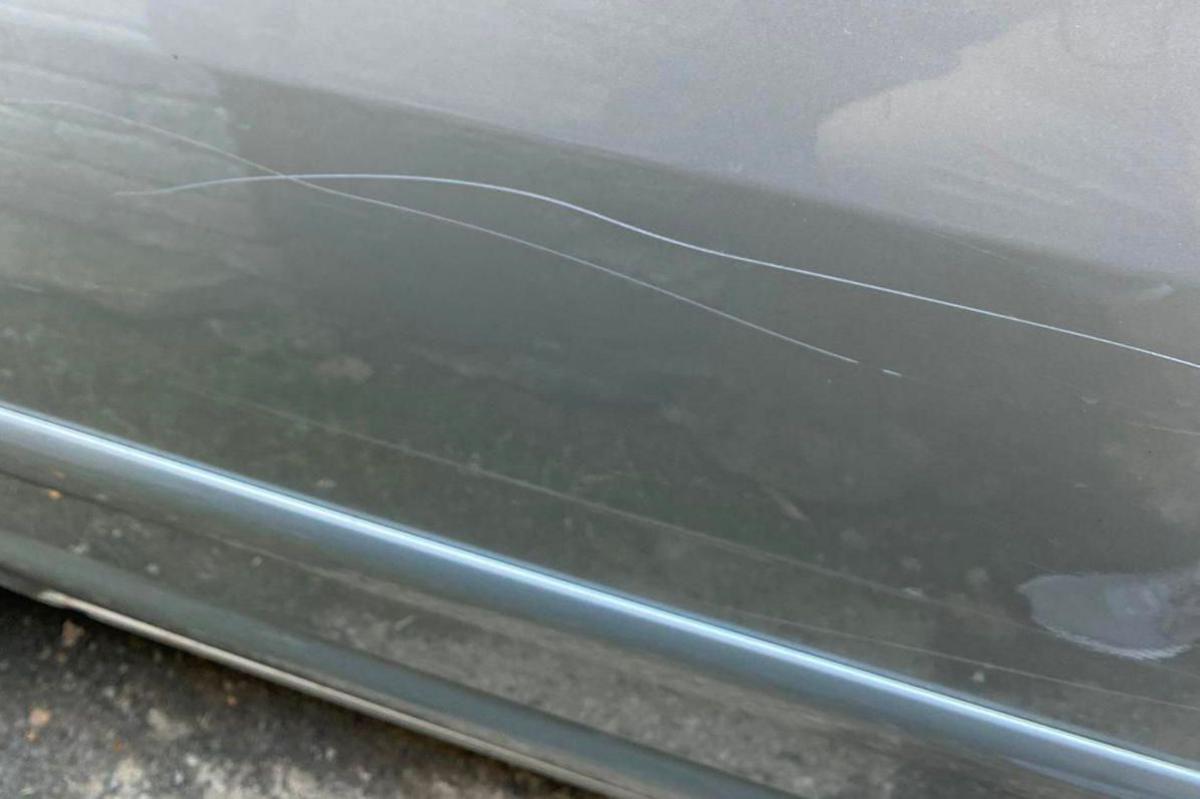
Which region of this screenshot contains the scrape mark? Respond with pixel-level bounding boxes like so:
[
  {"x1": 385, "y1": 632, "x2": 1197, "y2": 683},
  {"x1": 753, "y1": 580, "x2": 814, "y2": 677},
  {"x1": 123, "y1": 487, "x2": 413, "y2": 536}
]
[
  {"x1": 123, "y1": 171, "x2": 1200, "y2": 374},
  {"x1": 1128, "y1": 421, "x2": 1200, "y2": 438},
  {"x1": 8, "y1": 99, "x2": 1199, "y2": 373},
  {"x1": 0, "y1": 99, "x2": 856, "y2": 366}
]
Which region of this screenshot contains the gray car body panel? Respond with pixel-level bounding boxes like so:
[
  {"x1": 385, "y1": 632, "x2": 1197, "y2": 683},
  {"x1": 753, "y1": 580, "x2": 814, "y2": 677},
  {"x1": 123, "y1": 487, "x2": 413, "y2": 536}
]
[{"x1": 1, "y1": 1, "x2": 1200, "y2": 796}]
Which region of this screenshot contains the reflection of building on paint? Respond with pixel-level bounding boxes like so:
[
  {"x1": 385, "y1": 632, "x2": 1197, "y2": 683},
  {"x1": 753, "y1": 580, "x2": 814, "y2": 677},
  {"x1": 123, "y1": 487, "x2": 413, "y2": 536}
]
[
  {"x1": 0, "y1": 0, "x2": 278, "y2": 315},
  {"x1": 818, "y1": 1, "x2": 1200, "y2": 279}
]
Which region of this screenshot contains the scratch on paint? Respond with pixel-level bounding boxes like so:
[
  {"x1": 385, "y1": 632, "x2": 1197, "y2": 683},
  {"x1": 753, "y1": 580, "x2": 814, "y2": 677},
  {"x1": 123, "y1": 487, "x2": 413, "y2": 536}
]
[
  {"x1": 10, "y1": 98, "x2": 1194, "y2": 375},
  {"x1": 125, "y1": 171, "x2": 1200, "y2": 374}
]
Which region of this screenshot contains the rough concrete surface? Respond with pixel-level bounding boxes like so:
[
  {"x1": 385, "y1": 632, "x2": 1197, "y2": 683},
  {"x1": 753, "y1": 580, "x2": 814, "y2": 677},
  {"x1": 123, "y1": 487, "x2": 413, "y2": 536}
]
[{"x1": 0, "y1": 589, "x2": 594, "y2": 799}]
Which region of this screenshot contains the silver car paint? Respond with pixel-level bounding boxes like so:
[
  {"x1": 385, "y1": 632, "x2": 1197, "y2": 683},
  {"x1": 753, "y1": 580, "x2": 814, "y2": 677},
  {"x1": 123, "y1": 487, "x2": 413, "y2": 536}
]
[{"x1": 1, "y1": 0, "x2": 1200, "y2": 795}]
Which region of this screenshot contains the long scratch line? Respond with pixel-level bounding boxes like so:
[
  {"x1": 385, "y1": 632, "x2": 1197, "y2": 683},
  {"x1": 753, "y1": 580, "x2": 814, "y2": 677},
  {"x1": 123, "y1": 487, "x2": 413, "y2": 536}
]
[
  {"x1": 715, "y1": 605, "x2": 1200, "y2": 713},
  {"x1": 178, "y1": 380, "x2": 1188, "y2": 661},
  {"x1": 178, "y1": 382, "x2": 943, "y2": 605},
  {"x1": 1128, "y1": 421, "x2": 1200, "y2": 438},
  {"x1": 0, "y1": 99, "x2": 855, "y2": 366},
  {"x1": 126, "y1": 171, "x2": 1200, "y2": 373}
]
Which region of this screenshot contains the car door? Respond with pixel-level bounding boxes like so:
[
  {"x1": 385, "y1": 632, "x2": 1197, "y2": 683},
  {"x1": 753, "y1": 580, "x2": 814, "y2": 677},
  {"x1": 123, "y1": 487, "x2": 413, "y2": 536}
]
[{"x1": 1, "y1": 1, "x2": 1199, "y2": 796}]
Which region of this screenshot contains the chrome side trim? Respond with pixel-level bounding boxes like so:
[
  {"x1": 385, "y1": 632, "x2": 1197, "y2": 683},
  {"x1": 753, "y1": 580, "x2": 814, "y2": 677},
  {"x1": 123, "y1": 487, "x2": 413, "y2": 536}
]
[{"x1": 1, "y1": 401, "x2": 1198, "y2": 798}]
